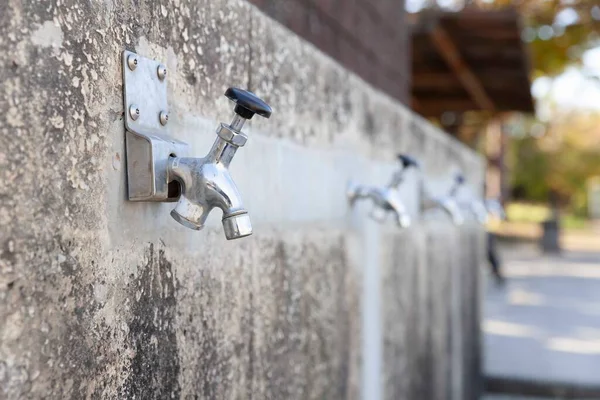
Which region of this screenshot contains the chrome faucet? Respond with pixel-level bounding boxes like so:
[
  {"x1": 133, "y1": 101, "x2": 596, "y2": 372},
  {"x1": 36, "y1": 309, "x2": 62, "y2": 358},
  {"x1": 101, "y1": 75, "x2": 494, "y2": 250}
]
[
  {"x1": 448, "y1": 173, "x2": 489, "y2": 224},
  {"x1": 422, "y1": 194, "x2": 465, "y2": 225},
  {"x1": 485, "y1": 198, "x2": 506, "y2": 220},
  {"x1": 469, "y1": 201, "x2": 490, "y2": 224},
  {"x1": 347, "y1": 154, "x2": 413, "y2": 228},
  {"x1": 420, "y1": 181, "x2": 464, "y2": 225},
  {"x1": 122, "y1": 51, "x2": 272, "y2": 240},
  {"x1": 390, "y1": 154, "x2": 464, "y2": 225},
  {"x1": 168, "y1": 88, "x2": 272, "y2": 239},
  {"x1": 448, "y1": 173, "x2": 507, "y2": 223}
]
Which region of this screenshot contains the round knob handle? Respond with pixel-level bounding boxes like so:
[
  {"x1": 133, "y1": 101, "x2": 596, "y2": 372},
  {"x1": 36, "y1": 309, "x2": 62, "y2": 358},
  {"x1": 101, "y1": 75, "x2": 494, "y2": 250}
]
[
  {"x1": 225, "y1": 87, "x2": 272, "y2": 120},
  {"x1": 397, "y1": 154, "x2": 420, "y2": 169}
]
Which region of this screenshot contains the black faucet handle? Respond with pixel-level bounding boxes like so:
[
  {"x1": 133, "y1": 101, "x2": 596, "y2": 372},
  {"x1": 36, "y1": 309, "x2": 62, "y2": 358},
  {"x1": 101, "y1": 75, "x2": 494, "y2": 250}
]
[
  {"x1": 448, "y1": 172, "x2": 466, "y2": 197},
  {"x1": 397, "y1": 154, "x2": 420, "y2": 169},
  {"x1": 225, "y1": 87, "x2": 272, "y2": 120},
  {"x1": 455, "y1": 173, "x2": 465, "y2": 184}
]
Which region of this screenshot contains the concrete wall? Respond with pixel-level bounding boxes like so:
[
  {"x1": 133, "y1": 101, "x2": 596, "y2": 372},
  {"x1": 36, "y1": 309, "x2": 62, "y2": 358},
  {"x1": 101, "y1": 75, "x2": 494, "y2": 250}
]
[
  {"x1": 0, "y1": 1, "x2": 484, "y2": 399},
  {"x1": 247, "y1": 0, "x2": 410, "y2": 104}
]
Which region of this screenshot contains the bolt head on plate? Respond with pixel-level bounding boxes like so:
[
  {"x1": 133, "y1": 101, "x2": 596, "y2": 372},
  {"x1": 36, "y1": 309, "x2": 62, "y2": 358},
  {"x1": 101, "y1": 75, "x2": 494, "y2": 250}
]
[
  {"x1": 159, "y1": 111, "x2": 169, "y2": 126},
  {"x1": 129, "y1": 104, "x2": 140, "y2": 121},
  {"x1": 127, "y1": 55, "x2": 138, "y2": 71},
  {"x1": 157, "y1": 64, "x2": 167, "y2": 80}
]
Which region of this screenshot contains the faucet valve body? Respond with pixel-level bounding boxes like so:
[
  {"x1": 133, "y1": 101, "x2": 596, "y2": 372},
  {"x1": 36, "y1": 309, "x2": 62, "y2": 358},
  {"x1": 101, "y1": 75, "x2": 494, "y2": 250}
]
[{"x1": 168, "y1": 87, "x2": 272, "y2": 239}]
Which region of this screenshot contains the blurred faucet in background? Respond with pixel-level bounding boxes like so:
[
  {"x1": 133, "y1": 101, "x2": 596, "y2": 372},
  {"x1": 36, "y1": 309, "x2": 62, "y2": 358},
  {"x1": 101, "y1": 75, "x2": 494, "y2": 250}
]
[
  {"x1": 485, "y1": 198, "x2": 506, "y2": 221},
  {"x1": 347, "y1": 154, "x2": 414, "y2": 228},
  {"x1": 449, "y1": 172, "x2": 489, "y2": 224},
  {"x1": 348, "y1": 153, "x2": 467, "y2": 226},
  {"x1": 419, "y1": 165, "x2": 464, "y2": 225},
  {"x1": 449, "y1": 173, "x2": 508, "y2": 284}
]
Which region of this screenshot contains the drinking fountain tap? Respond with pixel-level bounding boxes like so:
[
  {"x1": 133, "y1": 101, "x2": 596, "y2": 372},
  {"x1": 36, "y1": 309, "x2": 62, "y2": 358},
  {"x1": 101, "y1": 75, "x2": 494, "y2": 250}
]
[
  {"x1": 485, "y1": 198, "x2": 506, "y2": 220},
  {"x1": 448, "y1": 174, "x2": 508, "y2": 223},
  {"x1": 387, "y1": 154, "x2": 463, "y2": 225},
  {"x1": 448, "y1": 173, "x2": 488, "y2": 224},
  {"x1": 347, "y1": 154, "x2": 414, "y2": 228},
  {"x1": 122, "y1": 51, "x2": 272, "y2": 240},
  {"x1": 470, "y1": 201, "x2": 490, "y2": 224},
  {"x1": 168, "y1": 88, "x2": 272, "y2": 239},
  {"x1": 422, "y1": 194, "x2": 464, "y2": 225},
  {"x1": 415, "y1": 166, "x2": 464, "y2": 225}
]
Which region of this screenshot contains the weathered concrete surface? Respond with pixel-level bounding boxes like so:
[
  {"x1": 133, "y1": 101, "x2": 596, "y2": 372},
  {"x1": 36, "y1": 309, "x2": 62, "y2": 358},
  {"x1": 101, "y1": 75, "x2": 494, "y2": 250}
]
[
  {"x1": 0, "y1": 0, "x2": 484, "y2": 399},
  {"x1": 380, "y1": 221, "x2": 484, "y2": 400}
]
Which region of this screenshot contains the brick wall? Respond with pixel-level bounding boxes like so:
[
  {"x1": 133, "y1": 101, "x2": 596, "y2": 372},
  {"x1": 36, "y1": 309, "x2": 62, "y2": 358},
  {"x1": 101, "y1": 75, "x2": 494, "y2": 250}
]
[{"x1": 248, "y1": 0, "x2": 410, "y2": 105}]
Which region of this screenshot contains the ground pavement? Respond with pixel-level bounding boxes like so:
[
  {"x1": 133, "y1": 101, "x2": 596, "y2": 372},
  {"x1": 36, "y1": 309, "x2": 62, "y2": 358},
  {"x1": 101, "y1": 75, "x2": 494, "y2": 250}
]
[{"x1": 483, "y1": 242, "x2": 600, "y2": 399}]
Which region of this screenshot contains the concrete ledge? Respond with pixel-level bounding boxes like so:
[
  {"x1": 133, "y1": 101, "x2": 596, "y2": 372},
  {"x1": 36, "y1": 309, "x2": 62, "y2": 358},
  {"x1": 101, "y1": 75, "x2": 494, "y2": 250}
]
[{"x1": 485, "y1": 375, "x2": 600, "y2": 399}]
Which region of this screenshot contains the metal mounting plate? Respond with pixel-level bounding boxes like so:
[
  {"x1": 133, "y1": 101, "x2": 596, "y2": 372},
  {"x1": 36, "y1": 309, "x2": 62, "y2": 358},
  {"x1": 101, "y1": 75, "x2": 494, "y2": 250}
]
[
  {"x1": 122, "y1": 51, "x2": 189, "y2": 202},
  {"x1": 122, "y1": 50, "x2": 168, "y2": 135}
]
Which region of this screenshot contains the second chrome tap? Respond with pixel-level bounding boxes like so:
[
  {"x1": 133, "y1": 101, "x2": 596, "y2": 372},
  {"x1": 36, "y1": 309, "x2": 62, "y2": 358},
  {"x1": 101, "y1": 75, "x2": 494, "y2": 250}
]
[{"x1": 347, "y1": 154, "x2": 414, "y2": 228}]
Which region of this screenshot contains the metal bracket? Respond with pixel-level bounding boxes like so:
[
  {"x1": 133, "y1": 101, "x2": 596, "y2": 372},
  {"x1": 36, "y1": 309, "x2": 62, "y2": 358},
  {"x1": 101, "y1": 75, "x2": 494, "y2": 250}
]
[{"x1": 122, "y1": 50, "x2": 189, "y2": 202}]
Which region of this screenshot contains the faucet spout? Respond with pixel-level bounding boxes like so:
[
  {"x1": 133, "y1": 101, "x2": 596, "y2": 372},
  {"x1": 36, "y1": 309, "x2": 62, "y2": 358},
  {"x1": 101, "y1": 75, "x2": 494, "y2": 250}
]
[
  {"x1": 440, "y1": 197, "x2": 464, "y2": 225},
  {"x1": 168, "y1": 156, "x2": 252, "y2": 240},
  {"x1": 485, "y1": 199, "x2": 506, "y2": 220},
  {"x1": 422, "y1": 195, "x2": 464, "y2": 225},
  {"x1": 383, "y1": 193, "x2": 411, "y2": 228},
  {"x1": 347, "y1": 181, "x2": 411, "y2": 227},
  {"x1": 467, "y1": 201, "x2": 489, "y2": 224},
  {"x1": 347, "y1": 181, "x2": 374, "y2": 206}
]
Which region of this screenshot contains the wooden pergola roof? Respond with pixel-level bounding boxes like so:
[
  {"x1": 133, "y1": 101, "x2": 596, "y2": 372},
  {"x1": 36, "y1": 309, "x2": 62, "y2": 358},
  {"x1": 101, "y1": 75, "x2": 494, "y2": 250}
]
[{"x1": 410, "y1": 8, "x2": 535, "y2": 118}]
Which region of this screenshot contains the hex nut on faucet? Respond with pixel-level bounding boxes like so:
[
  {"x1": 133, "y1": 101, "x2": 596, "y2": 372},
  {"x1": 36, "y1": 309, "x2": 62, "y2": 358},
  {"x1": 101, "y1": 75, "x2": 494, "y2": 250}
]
[{"x1": 216, "y1": 124, "x2": 248, "y2": 147}]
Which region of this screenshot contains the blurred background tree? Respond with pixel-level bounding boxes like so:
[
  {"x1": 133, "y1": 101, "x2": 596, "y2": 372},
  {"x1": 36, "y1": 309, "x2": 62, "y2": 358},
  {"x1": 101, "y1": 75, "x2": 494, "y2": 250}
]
[
  {"x1": 481, "y1": 0, "x2": 600, "y2": 78},
  {"x1": 409, "y1": 0, "x2": 600, "y2": 220},
  {"x1": 508, "y1": 109, "x2": 600, "y2": 216}
]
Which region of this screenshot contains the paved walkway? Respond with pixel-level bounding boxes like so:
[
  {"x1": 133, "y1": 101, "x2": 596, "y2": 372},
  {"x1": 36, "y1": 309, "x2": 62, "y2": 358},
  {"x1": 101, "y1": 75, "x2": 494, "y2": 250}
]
[
  {"x1": 483, "y1": 245, "x2": 600, "y2": 395},
  {"x1": 483, "y1": 396, "x2": 578, "y2": 400}
]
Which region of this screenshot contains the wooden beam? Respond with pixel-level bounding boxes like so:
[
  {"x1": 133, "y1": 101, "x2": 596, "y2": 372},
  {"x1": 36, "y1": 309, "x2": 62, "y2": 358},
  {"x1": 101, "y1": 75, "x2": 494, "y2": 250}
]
[
  {"x1": 413, "y1": 72, "x2": 460, "y2": 88},
  {"x1": 411, "y1": 96, "x2": 422, "y2": 112},
  {"x1": 415, "y1": 69, "x2": 526, "y2": 80},
  {"x1": 429, "y1": 25, "x2": 496, "y2": 111},
  {"x1": 412, "y1": 98, "x2": 478, "y2": 117}
]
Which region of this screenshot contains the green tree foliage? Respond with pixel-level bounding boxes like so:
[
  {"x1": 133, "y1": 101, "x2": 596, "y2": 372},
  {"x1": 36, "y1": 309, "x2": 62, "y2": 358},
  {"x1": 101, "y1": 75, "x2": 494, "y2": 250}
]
[
  {"x1": 477, "y1": 0, "x2": 600, "y2": 77},
  {"x1": 482, "y1": 1, "x2": 600, "y2": 212},
  {"x1": 509, "y1": 111, "x2": 600, "y2": 213},
  {"x1": 510, "y1": 135, "x2": 549, "y2": 202},
  {"x1": 417, "y1": 1, "x2": 600, "y2": 213}
]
